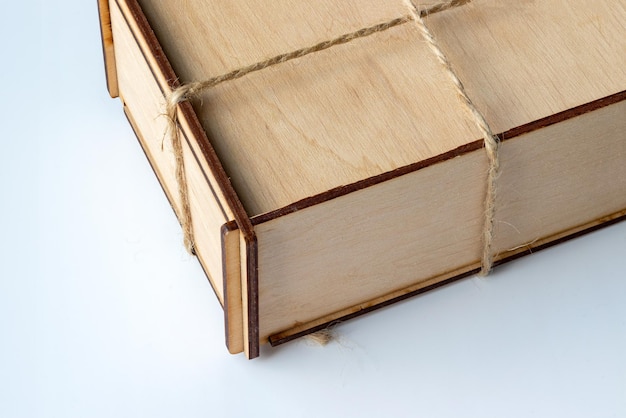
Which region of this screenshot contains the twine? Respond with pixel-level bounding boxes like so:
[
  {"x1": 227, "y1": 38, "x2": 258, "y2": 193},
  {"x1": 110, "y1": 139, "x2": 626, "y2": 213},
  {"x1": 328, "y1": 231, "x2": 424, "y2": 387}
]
[
  {"x1": 403, "y1": 0, "x2": 500, "y2": 275},
  {"x1": 166, "y1": 0, "x2": 499, "y2": 275},
  {"x1": 169, "y1": 119, "x2": 195, "y2": 254}
]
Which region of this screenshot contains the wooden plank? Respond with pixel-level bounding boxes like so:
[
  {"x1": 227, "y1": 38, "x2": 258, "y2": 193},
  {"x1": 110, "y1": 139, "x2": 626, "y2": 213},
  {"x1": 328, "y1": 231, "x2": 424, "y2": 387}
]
[
  {"x1": 111, "y1": 0, "x2": 234, "y2": 302},
  {"x1": 492, "y1": 97, "x2": 626, "y2": 254},
  {"x1": 222, "y1": 222, "x2": 243, "y2": 354},
  {"x1": 270, "y1": 209, "x2": 626, "y2": 346},
  {"x1": 116, "y1": 0, "x2": 248, "y2": 226},
  {"x1": 134, "y1": 0, "x2": 626, "y2": 218},
  {"x1": 136, "y1": 0, "x2": 412, "y2": 78},
  {"x1": 255, "y1": 143, "x2": 486, "y2": 339},
  {"x1": 239, "y1": 232, "x2": 260, "y2": 359},
  {"x1": 97, "y1": 0, "x2": 118, "y2": 97},
  {"x1": 256, "y1": 96, "x2": 626, "y2": 341},
  {"x1": 135, "y1": 0, "x2": 483, "y2": 215}
]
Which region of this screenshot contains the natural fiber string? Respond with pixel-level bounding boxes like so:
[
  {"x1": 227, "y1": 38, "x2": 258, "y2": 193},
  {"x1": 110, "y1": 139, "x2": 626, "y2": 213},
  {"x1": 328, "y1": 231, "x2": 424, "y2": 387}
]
[
  {"x1": 404, "y1": 0, "x2": 500, "y2": 275},
  {"x1": 165, "y1": 16, "x2": 413, "y2": 255},
  {"x1": 169, "y1": 120, "x2": 195, "y2": 254},
  {"x1": 166, "y1": 0, "x2": 498, "y2": 274},
  {"x1": 165, "y1": 0, "x2": 466, "y2": 115},
  {"x1": 166, "y1": 16, "x2": 414, "y2": 252}
]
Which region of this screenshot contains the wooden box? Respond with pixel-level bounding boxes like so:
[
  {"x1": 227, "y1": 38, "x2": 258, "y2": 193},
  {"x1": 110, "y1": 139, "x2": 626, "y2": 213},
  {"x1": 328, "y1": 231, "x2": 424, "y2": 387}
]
[{"x1": 98, "y1": 0, "x2": 626, "y2": 358}]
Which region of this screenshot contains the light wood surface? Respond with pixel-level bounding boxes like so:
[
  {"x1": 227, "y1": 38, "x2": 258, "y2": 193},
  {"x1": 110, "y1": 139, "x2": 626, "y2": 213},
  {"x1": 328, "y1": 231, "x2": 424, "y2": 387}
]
[
  {"x1": 135, "y1": 0, "x2": 626, "y2": 216},
  {"x1": 222, "y1": 225, "x2": 243, "y2": 354},
  {"x1": 427, "y1": 0, "x2": 626, "y2": 134},
  {"x1": 493, "y1": 100, "x2": 626, "y2": 255},
  {"x1": 136, "y1": 0, "x2": 482, "y2": 215},
  {"x1": 108, "y1": 0, "x2": 626, "y2": 354},
  {"x1": 255, "y1": 98, "x2": 626, "y2": 340},
  {"x1": 112, "y1": 0, "x2": 235, "y2": 303},
  {"x1": 239, "y1": 232, "x2": 252, "y2": 358},
  {"x1": 255, "y1": 147, "x2": 486, "y2": 338},
  {"x1": 98, "y1": 0, "x2": 118, "y2": 97}
]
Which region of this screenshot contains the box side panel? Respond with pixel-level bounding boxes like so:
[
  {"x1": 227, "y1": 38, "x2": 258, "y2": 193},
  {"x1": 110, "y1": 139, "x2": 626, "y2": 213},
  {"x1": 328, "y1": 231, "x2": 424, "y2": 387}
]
[
  {"x1": 222, "y1": 223, "x2": 243, "y2": 354},
  {"x1": 256, "y1": 98, "x2": 626, "y2": 343},
  {"x1": 126, "y1": 0, "x2": 626, "y2": 217},
  {"x1": 256, "y1": 149, "x2": 487, "y2": 339},
  {"x1": 110, "y1": 0, "x2": 233, "y2": 303},
  {"x1": 493, "y1": 99, "x2": 626, "y2": 256},
  {"x1": 238, "y1": 232, "x2": 259, "y2": 359},
  {"x1": 97, "y1": 0, "x2": 118, "y2": 98}
]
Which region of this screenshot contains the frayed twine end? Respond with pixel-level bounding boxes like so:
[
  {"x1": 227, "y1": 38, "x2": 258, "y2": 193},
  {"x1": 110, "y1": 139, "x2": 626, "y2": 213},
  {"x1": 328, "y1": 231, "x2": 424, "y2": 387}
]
[{"x1": 305, "y1": 328, "x2": 336, "y2": 346}]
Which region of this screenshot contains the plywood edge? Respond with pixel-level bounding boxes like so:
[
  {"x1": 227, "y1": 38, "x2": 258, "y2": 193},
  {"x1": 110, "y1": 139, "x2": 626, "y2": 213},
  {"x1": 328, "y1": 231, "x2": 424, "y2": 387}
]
[
  {"x1": 115, "y1": 0, "x2": 254, "y2": 240},
  {"x1": 238, "y1": 231, "x2": 260, "y2": 359},
  {"x1": 252, "y1": 90, "x2": 626, "y2": 227},
  {"x1": 500, "y1": 90, "x2": 626, "y2": 140},
  {"x1": 98, "y1": 0, "x2": 119, "y2": 97},
  {"x1": 246, "y1": 235, "x2": 260, "y2": 359},
  {"x1": 269, "y1": 209, "x2": 626, "y2": 346},
  {"x1": 222, "y1": 221, "x2": 243, "y2": 354},
  {"x1": 251, "y1": 140, "x2": 483, "y2": 225}
]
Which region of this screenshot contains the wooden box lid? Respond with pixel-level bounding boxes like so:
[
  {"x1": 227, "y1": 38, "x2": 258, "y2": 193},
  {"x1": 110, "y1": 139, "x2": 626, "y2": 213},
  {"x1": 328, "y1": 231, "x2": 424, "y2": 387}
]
[{"x1": 136, "y1": 0, "x2": 626, "y2": 216}]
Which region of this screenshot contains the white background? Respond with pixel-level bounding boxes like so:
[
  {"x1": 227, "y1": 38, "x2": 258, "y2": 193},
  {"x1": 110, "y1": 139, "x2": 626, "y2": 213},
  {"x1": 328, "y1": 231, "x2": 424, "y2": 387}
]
[{"x1": 1, "y1": 2, "x2": 625, "y2": 417}]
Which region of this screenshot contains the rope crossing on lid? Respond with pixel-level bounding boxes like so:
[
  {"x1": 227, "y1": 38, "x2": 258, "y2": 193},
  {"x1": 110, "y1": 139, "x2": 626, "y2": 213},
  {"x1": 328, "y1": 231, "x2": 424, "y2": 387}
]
[{"x1": 166, "y1": 0, "x2": 500, "y2": 275}]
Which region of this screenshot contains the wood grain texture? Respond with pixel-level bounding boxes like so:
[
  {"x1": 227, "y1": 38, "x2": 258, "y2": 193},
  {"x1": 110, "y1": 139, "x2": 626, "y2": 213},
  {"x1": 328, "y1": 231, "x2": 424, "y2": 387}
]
[
  {"x1": 135, "y1": 0, "x2": 626, "y2": 217},
  {"x1": 97, "y1": 0, "x2": 118, "y2": 97},
  {"x1": 269, "y1": 209, "x2": 626, "y2": 346},
  {"x1": 426, "y1": 0, "x2": 626, "y2": 134},
  {"x1": 255, "y1": 146, "x2": 487, "y2": 338},
  {"x1": 116, "y1": 0, "x2": 246, "y2": 227},
  {"x1": 137, "y1": 0, "x2": 411, "y2": 78},
  {"x1": 493, "y1": 99, "x2": 626, "y2": 254},
  {"x1": 256, "y1": 98, "x2": 626, "y2": 341},
  {"x1": 222, "y1": 223, "x2": 243, "y2": 354},
  {"x1": 111, "y1": 0, "x2": 234, "y2": 303}
]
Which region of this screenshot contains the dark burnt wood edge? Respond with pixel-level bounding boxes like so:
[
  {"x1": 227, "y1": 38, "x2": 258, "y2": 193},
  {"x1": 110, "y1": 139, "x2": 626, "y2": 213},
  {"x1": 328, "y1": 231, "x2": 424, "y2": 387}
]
[
  {"x1": 221, "y1": 221, "x2": 237, "y2": 352},
  {"x1": 252, "y1": 141, "x2": 482, "y2": 225},
  {"x1": 253, "y1": 90, "x2": 626, "y2": 226},
  {"x1": 269, "y1": 211, "x2": 626, "y2": 347},
  {"x1": 115, "y1": 0, "x2": 228, "y2": 220},
  {"x1": 246, "y1": 236, "x2": 260, "y2": 358},
  {"x1": 501, "y1": 90, "x2": 626, "y2": 140},
  {"x1": 122, "y1": 105, "x2": 224, "y2": 308},
  {"x1": 116, "y1": 0, "x2": 229, "y2": 294},
  {"x1": 114, "y1": 0, "x2": 626, "y2": 357},
  {"x1": 118, "y1": 0, "x2": 260, "y2": 357},
  {"x1": 491, "y1": 212, "x2": 626, "y2": 267},
  {"x1": 97, "y1": 0, "x2": 118, "y2": 98}
]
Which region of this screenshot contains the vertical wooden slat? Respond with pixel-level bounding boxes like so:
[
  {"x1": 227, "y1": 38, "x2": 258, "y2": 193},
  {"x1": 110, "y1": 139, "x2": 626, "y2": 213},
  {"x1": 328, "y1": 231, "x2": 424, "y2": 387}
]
[{"x1": 97, "y1": 0, "x2": 119, "y2": 97}]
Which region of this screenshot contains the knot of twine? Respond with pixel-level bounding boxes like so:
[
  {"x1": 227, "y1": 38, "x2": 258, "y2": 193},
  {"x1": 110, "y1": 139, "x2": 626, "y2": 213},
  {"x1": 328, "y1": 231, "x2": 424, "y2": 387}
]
[{"x1": 166, "y1": 0, "x2": 500, "y2": 275}]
